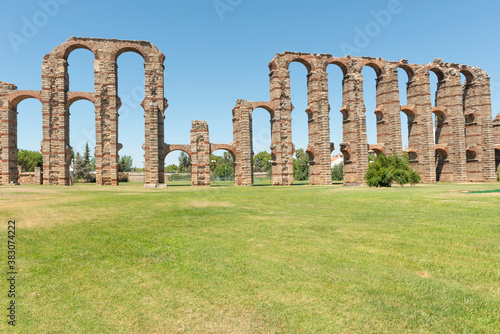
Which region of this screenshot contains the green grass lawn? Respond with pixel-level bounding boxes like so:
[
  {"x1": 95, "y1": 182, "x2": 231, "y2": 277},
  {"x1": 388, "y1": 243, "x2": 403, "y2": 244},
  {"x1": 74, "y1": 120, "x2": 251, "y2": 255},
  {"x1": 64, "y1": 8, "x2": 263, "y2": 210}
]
[{"x1": 1, "y1": 182, "x2": 499, "y2": 333}]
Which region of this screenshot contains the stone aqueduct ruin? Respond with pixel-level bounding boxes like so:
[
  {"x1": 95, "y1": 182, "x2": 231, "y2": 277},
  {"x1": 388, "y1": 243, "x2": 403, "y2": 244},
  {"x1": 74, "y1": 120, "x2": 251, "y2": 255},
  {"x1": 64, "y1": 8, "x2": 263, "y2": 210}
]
[{"x1": 1, "y1": 37, "x2": 500, "y2": 187}]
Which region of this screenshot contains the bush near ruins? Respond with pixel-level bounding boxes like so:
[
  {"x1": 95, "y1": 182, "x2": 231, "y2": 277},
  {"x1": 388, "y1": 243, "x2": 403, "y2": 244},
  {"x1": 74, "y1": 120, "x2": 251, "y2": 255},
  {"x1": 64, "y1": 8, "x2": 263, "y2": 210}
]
[
  {"x1": 365, "y1": 153, "x2": 421, "y2": 187},
  {"x1": 118, "y1": 172, "x2": 129, "y2": 183},
  {"x1": 17, "y1": 149, "x2": 43, "y2": 172}
]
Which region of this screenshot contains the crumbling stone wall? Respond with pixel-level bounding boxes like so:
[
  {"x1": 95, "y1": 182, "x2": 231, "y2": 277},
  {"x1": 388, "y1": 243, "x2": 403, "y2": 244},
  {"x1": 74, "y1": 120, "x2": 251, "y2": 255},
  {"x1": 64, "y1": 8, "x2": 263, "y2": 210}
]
[
  {"x1": 233, "y1": 52, "x2": 497, "y2": 185},
  {"x1": 17, "y1": 167, "x2": 42, "y2": 185}
]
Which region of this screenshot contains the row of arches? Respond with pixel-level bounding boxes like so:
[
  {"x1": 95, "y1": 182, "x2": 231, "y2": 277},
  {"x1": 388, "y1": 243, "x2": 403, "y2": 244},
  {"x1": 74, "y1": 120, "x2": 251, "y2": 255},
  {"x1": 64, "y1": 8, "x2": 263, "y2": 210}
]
[
  {"x1": 0, "y1": 37, "x2": 167, "y2": 186},
  {"x1": 232, "y1": 52, "x2": 497, "y2": 186}
]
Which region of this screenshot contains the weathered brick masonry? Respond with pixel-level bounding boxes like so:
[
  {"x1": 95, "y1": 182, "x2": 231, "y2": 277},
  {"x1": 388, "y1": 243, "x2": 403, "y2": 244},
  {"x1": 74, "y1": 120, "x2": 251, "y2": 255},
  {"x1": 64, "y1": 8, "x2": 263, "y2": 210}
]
[{"x1": 0, "y1": 38, "x2": 498, "y2": 186}]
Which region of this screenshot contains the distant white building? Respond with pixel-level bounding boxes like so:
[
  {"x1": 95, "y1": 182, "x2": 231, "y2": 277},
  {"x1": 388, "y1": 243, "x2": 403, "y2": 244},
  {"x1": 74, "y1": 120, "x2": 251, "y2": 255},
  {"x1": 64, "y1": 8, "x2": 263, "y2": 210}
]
[{"x1": 331, "y1": 154, "x2": 343, "y2": 168}]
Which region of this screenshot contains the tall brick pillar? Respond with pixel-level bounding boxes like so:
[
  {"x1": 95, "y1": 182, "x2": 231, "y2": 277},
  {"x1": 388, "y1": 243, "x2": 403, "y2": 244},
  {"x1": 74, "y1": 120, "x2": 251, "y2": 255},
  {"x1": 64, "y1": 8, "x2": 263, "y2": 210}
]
[
  {"x1": 463, "y1": 69, "x2": 496, "y2": 182},
  {"x1": 405, "y1": 66, "x2": 435, "y2": 183},
  {"x1": 190, "y1": 120, "x2": 210, "y2": 186},
  {"x1": 341, "y1": 66, "x2": 368, "y2": 184},
  {"x1": 94, "y1": 59, "x2": 119, "y2": 185},
  {"x1": 376, "y1": 67, "x2": 402, "y2": 155},
  {"x1": 42, "y1": 56, "x2": 70, "y2": 185},
  {"x1": 269, "y1": 63, "x2": 293, "y2": 186},
  {"x1": 143, "y1": 61, "x2": 167, "y2": 186},
  {"x1": 233, "y1": 100, "x2": 253, "y2": 186},
  {"x1": 307, "y1": 69, "x2": 331, "y2": 185},
  {"x1": 0, "y1": 82, "x2": 18, "y2": 185},
  {"x1": 434, "y1": 65, "x2": 467, "y2": 182}
]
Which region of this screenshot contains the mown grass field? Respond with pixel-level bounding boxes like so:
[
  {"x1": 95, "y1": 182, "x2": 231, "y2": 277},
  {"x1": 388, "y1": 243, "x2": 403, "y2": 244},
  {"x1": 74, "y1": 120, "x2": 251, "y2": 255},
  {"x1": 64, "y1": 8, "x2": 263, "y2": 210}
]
[{"x1": 1, "y1": 182, "x2": 499, "y2": 333}]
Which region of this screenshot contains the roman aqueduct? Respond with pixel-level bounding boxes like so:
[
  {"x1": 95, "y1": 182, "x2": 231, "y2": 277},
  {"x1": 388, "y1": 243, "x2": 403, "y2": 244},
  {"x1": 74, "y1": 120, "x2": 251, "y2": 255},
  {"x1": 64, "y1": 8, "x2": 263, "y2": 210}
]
[{"x1": 1, "y1": 37, "x2": 499, "y2": 187}]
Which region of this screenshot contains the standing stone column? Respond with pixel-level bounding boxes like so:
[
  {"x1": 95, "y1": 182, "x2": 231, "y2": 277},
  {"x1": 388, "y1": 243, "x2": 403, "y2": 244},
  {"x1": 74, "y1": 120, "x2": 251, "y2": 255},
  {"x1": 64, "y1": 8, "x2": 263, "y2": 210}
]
[
  {"x1": 341, "y1": 66, "x2": 368, "y2": 184},
  {"x1": 233, "y1": 100, "x2": 253, "y2": 186},
  {"x1": 143, "y1": 61, "x2": 167, "y2": 187},
  {"x1": 434, "y1": 65, "x2": 467, "y2": 182},
  {"x1": 0, "y1": 82, "x2": 18, "y2": 185},
  {"x1": 463, "y1": 69, "x2": 496, "y2": 182},
  {"x1": 307, "y1": 69, "x2": 331, "y2": 185},
  {"x1": 42, "y1": 56, "x2": 70, "y2": 185},
  {"x1": 190, "y1": 120, "x2": 210, "y2": 186},
  {"x1": 406, "y1": 66, "x2": 435, "y2": 183},
  {"x1": 376, "y1": 67, "x2": 402, "y2": 155},
  {"x1": 94, "y1": 59, "x2": 119, "y2": 185},
  {"x1": 269, "y1": 64, "x2": 293, "y2": 186}
]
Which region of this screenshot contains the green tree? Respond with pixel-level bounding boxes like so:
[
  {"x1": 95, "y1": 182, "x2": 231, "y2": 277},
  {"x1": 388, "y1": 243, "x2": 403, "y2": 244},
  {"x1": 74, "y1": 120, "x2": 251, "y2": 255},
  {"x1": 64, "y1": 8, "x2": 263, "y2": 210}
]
[
  {"x1": 293, "y1": 148, "x2": 309, "y2": 181},
  {"x1": 17, "y1": 149, "x2": 43, "y2": 172},
  {"x1": 331, "y1": 162, "x2": 344, "y2": 181},
  {"x1": 74, "y1": 152, "x2": 93, "y2": 182},
  {"x1": 178, "y1": 152, "x2": 191, "y2": 172},
  {"x1": 165, "y1": 164, "x2": 178, "y2": 173},
  {"x1": 210, "y1": 152, "x2": 235, "y2": 180},
  {"x1": 118, "y1": 155, "x2": 133, "y2": 172},
  {"x1": 253, "y1": 151, "x2": 272, "y2": 174},
  {"x1": 90, "y1": 157, "x2": 96, "y2": 171},
  {"x1": 83, "y1": 142, "x2": 91, "y2": 165}
]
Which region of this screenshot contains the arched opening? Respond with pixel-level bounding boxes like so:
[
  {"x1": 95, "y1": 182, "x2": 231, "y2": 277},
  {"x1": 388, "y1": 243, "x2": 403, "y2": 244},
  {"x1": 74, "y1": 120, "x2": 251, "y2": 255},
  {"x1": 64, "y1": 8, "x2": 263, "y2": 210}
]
[
  {"x1": 361, "y1": 66, "x2": 379, "y2": 147},
  {"x1": 289, "y1": 61, "x2": 310, "y2": 182},
  {"x1": 252, "y1": 107, "x2": 272, "y2": 185},
  {"x1": 210, "y1": 149, "x2": 235, "y2": 185},
  {"x1": 67, "y1": 48, "x2": 95, "y2": 92},
  {"x1": 69, "y1": 99, "x2": 96, "y2": 184},
  {"x1": 435, "y1": 148, "x2": 448, "y2": 182},
  {"x1": 398, "y1": 68, "x2": 411, "y2": 149},
  {"x1": 401, "y1": 107, "x2": 416, "y2": 152},
  {"x1": 433, "y1": 109, "x2": 447, "y2": 145},
  {"x1": 16, "y1": 98, "x2": 43, "y2": 156},
  {"x1": 327, "y1": 63, "x2": 344, "y2": 159},
  {"x1": 116, "y1": 51, "x2": 145, "y2": 174},
  {"x1": 429, "y1": 70, "x2": 440, "y2": 144},
  {"x1": 165, "y1": 150, "x2": 191, "y2": 186}
]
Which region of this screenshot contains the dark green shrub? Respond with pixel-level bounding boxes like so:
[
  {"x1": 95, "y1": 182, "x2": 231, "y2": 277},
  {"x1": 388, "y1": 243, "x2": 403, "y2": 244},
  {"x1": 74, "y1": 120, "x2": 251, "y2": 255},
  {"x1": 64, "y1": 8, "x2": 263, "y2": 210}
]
[{"x1": 365, "y1": 153, "x2": 421, "y2": 187}]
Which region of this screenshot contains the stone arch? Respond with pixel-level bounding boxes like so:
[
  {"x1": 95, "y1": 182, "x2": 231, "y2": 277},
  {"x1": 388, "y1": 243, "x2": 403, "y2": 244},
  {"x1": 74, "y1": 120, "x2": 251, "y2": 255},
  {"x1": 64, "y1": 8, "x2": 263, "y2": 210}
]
[
  {"x1": 67, "y1": 92, "x2": 95, "y2": 108},
  {"x1": 164, "y1": 145, "x2": 191, "y2": 158},
  {"x1": 59, "y1": 40, "x2": 100, "y2": 60},
  {"x1": 401, "y1": 106, "x2": 416, "y2": 123},
  {"x1": 251, "y1": 102, "x2": 274, "y2": 118},
  {"x1": 369, "y1": 144, "x2": 385, "y2": 155},
  {"x1": 210, "y1": 144, "x2": 236, "y2": 161},
  {"x1": 361, "y1": 61, "x2": 384, "y2": 78},
  {"x1": 285, "y1": 57, "x2": 313, "y2": 73},
  {"x1": 459, "y1": 68, "x2": 474, "y2": 85},
  {"x1": 112, "y1": 45, "x2": 150, "y2": 63},
  {"x1": 397, "y1": 64, "x2": 415, "y2": 82},
  {"x1": 428, "y1": 67, "x2": 445, "y2": 82},
  {"x1": 324, "y1": 58, "x2": 348, "y2": 76},
  {"x1": 7, "y1": 91, "x2": 42, "y2": 108}
]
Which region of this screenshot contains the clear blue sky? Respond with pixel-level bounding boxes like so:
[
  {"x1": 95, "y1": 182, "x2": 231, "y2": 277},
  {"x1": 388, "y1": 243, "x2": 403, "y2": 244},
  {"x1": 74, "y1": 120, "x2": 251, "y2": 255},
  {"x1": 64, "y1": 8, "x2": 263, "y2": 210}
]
[{"x1": 1, "y1": 0, "x2": 499, "y2": 166}]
